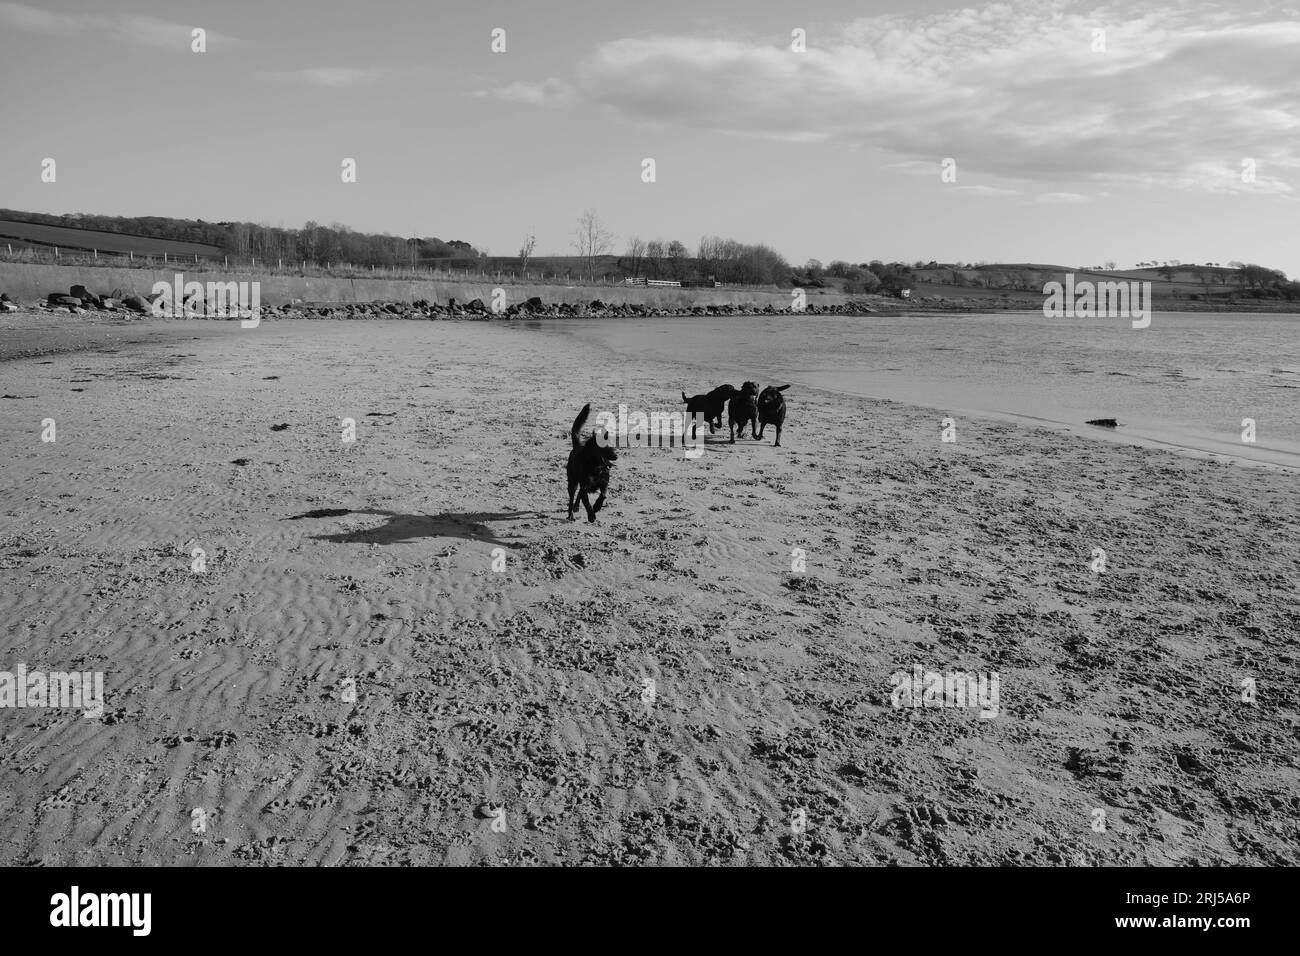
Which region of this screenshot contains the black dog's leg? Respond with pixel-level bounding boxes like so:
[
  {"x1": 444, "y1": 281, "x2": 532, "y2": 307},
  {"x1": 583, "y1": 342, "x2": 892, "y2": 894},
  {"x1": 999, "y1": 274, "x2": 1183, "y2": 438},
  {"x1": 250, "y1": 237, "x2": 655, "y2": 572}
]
[
  {"x1": 774, "y1": 423, "x2": 782, "y2": 447},
  {"x1": 567, "y1": 479, "x2": 579, "y2": 520},
  {"x1": 729, "y1": 420, "x2": 736, "y2": 443},
  {"x1": 756, "y1": 421, "x2": 765, "y2": 439},
  {"x1": 592, "y1": 487, "x2": 607, "y2": 514},
  {"x1": 579, "y1": 489, "x2": 596, "y2": 522}
]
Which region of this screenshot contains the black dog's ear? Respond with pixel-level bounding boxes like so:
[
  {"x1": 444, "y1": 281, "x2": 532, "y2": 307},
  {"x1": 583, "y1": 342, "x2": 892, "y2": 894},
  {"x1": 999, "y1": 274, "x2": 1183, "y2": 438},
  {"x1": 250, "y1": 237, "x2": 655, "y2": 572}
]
[{"x1": 778, "y1": 384, "x2": 790, "y2": 391}]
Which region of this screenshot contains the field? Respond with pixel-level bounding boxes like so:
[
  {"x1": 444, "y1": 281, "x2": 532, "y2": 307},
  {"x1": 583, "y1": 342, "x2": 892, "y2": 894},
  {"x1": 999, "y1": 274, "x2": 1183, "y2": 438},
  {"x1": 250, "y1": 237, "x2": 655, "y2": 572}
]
[{"x1": 0, "y1": 220, "x2": 225, "y2": 259}]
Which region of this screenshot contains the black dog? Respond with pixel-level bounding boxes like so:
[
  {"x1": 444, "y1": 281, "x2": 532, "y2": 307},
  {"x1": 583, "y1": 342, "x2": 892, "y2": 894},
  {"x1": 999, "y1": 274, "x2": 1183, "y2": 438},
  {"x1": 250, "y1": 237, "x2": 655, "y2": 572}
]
[
  {"x1": 682, "y1": 385, "x2": 737, "y2": 439},
  {"x1": 756, "y1": 385, "x2": 790, "y2": 447},
  {"x1": 567, "y1": 404, "x2": 617, "y2": 522},
  {"x1": 728, "y1": 381, "x2": 760, "y2": 443}
]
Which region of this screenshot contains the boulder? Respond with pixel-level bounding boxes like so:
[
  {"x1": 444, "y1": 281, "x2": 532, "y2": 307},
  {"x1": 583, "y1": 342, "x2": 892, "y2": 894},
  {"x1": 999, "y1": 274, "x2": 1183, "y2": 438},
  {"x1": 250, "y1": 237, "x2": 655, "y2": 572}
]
[
  {"x1": 465, "y1": 298, "x2": 487, "y2": 313},
  {"x1": 122, "y1": 295, "x2": 151, "y2": 313},
  {"x1": 526, "y1": 296, "x2": 544, "y2": 310},
  {"x1": 72, "y1": 286, "x2": 103, "y2": 308},
  {"x1": 49, "y1": 294, "x2": 82, "y2": 307}
]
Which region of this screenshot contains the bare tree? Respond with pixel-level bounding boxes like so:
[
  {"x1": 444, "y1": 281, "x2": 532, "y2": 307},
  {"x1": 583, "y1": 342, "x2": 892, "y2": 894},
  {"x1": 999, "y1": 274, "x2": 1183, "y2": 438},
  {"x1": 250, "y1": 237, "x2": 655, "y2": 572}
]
[
  {"x1": 624, "y1": 236, "x2": 646, "y2": 278},
  {"x1": 572, "y1": 209, "x2": 614, "y2": 281},
  {"x1": 646, "y1": 238, "x2": 665, "y2": 278},
  {"x1": 518, "y1": 229, "x2": 536, "y2": 279},
  {"x1": 666, "y1": 239, "x2": 687, "y2": 279}
]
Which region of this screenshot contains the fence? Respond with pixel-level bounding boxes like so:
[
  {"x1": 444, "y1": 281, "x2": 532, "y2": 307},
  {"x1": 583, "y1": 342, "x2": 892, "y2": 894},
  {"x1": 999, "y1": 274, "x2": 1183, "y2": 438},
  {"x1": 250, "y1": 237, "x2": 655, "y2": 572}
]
[{"x1": 0, "y1": 243, "x2": 774, "y2": 292}]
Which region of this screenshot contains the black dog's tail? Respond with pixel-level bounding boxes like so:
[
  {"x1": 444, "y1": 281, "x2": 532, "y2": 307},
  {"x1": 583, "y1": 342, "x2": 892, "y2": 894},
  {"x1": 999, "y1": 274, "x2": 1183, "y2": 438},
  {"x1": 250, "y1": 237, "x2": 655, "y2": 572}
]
[
  {"x1": 571, "y1": 403, "x2": 592, "y2": 449},
  {"x1": 681, "y1": 391, "x2": 689, "y2": 404}
]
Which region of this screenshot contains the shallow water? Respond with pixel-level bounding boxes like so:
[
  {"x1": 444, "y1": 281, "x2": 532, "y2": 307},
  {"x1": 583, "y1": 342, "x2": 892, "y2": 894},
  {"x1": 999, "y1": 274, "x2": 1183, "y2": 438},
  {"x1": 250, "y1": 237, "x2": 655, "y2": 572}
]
[{"x1": 523, "y1": 311, "x2": 1300, "y2": 468}]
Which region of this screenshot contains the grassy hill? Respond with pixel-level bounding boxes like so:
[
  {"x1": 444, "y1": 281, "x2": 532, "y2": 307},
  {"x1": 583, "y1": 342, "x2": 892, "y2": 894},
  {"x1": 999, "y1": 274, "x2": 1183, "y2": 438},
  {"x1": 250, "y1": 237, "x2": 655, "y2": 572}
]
[{"x1": 0, "y1": 219, "x2": 225, "y2": 258}]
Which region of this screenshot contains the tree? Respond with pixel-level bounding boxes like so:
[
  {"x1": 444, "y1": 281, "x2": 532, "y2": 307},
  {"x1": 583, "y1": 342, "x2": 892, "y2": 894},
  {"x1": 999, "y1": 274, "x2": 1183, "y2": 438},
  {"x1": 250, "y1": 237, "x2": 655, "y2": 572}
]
[
  {"x1": 572, "y1": 208, "x2": 614, "y2": 280},
  {"x1": 624, "y1": 236, "x2": 646, "y2": 277},
  {"x1": 646, "y1": 238, "x2": 665, "y2": 278},
  {"x1": 666, "y1": 240, "x2": 687, "y2": 279},
  {"x1": 517, "y1": 230, "x2": 536, "y2": 278}
]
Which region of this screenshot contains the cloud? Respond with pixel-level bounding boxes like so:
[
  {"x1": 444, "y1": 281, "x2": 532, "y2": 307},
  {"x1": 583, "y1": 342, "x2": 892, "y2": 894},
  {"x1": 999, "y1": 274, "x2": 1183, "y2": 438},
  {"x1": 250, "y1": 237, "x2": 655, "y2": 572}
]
[
  {"x1": 956, "y1": 185, "x2": 1022, "y2": 197},
  {"x1": 1035, "y1": 191, "x2": 1092, "y2": 203},
  {"x1": 477, "y1": 78, "x2": 576, "y2": 107},
  {"x1": 0, "y1": 2, "x2": 244, "y2": 49},
  {"x1": 262, "y1": 68, "x2": 393, "y2": 88},
  {"x1": 485, "y1": 1, "x2": 1300, "y2": 194}
]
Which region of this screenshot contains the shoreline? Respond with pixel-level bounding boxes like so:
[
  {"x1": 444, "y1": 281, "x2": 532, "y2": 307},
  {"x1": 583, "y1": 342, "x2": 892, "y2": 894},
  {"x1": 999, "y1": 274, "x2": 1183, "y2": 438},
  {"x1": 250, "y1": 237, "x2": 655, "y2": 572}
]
[
  {"x1": 514, "y1": 315, "x2": 1300, "y2": 473},
  {"x1": 7, "y1": 310, "x2": 1297, "y2": 471}
]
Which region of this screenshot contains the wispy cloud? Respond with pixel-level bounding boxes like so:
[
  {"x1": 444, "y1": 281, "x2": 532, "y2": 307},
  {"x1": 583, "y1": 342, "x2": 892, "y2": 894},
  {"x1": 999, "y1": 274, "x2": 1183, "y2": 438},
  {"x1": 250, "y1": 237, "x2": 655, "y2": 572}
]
[
  {"x1": 957, "y1": 185, "x2": 1022, "y2": 197},
  {"x1": 0, "y1": 2, "x2": 244, "y2": 49},
  {"x1": 262, "y1": 67, "x2": 394, "y2": 89},
  {"x1": 483, "y1": 0, "x2": 1300, "y2": 195},
  {"x1": 1035, "y1": 191, "x2": 1092, "y2": 203},
  {"x1": 477, "y1": 78, "x2": 576, "y2": 107}
]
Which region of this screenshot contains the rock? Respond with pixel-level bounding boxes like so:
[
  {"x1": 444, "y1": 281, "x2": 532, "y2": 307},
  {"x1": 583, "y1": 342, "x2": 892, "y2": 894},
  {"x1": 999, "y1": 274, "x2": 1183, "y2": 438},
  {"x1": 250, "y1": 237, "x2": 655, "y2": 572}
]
[
  {"x1": 0, "y1": 301, "x2": 17, "y2": 313},
  {"x1": 49, "y1": 294, "x2": 82, "y2": 307},
  {"x1": 70, "y1": 285, "x2": 103, "y2": 308},
  {"x1": 590, "y1": 299, "x2": 606, "y2": 310},
  {"x1": 1086, "y1": 418, "x2": 1119, "y2": 428},
  {"x1": 465, "y1": 298, "x2": 487, "y2": 313},
  {"x1": 526, "y1": 296, "x2": 543, "y2": 310},
  {"x1": 122, "y1": 295, "x2": 151, "y2": 313}
]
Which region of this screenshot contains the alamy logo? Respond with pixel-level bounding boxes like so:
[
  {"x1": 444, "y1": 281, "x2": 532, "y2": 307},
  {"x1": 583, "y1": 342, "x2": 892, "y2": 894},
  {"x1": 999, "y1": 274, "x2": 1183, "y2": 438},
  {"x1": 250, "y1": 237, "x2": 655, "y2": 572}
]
[
  {"x1": 1043, "y1": 274, "x2": 1152, "y2": 328},
  {"x1": 151, "y1": 273, "x2": 262, "y2": 327},
  {"x1": 592, "y1": 406, "x2": 706, "y2": 460},
  {"x1": 0, "y1": 664, "x2": 103, "y2": 718},
  {"x1": 50, "y1": 886, "x2": 151, "y2": 936},
  {"x1": 889, "y1": 664, "x2": 999, "y2": 719}
]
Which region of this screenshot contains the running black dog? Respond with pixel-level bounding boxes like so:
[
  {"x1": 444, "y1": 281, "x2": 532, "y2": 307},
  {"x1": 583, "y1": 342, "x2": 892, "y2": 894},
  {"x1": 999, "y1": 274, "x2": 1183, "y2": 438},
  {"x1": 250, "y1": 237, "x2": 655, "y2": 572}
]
[
  {"x1": 756, "y1": 384, "x2": 790, "y2": 447},
  {"x1": 728, "y1": 381, "x2": 760, "y2": 443},
  {"x1": 682, "y1": 384, "x2": 737, "y2": 439},
  {"x1": 567, "y1": 404, "x2": 617, "y2": 522}
]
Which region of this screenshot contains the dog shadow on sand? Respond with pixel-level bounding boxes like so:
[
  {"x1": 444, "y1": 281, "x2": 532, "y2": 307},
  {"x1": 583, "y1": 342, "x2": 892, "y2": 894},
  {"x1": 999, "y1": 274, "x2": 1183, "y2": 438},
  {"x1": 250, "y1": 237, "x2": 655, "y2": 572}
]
[{"x1": 286, "y1": 508, "x2": 544, "y2": 547}]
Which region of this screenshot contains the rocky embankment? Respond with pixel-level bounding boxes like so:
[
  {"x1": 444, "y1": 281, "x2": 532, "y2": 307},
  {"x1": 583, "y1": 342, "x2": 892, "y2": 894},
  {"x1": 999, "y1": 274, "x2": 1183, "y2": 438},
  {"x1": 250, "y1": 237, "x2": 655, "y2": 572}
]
[{"x1": 0, "y1": 284, "x2": 893, "y2": 319}]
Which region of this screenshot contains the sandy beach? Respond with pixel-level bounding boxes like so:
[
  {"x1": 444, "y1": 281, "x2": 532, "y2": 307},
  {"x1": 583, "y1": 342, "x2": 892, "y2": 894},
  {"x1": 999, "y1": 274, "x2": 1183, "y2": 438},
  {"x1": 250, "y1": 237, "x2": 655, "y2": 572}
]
[{"x1": 1, "y1": 314, "x2": 1297, "y2": 866}]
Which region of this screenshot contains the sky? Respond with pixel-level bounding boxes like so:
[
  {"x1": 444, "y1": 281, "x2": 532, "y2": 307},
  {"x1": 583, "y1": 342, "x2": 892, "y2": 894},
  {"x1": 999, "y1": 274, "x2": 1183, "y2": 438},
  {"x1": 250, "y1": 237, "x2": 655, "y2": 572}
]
[{"x1": 0, "y1": 0, "x2": 1297, "y2": 275}]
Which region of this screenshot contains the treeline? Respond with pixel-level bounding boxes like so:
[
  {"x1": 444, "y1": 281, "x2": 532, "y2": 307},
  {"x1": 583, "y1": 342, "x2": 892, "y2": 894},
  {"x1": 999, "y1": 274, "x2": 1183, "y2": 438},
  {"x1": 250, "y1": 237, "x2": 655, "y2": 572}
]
[
  {"x1": 0, "y1": 209, "x2": 480, "y2": 266},
  {"x1": 797, "y1": 259, "x2": 917, "y2": 295},
  {"x1": 617, "y1": 236, "x2": 920, "y2": 290},
  {"x1": 617, "y1": 236, "x2": 789, "y2": 286}
]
